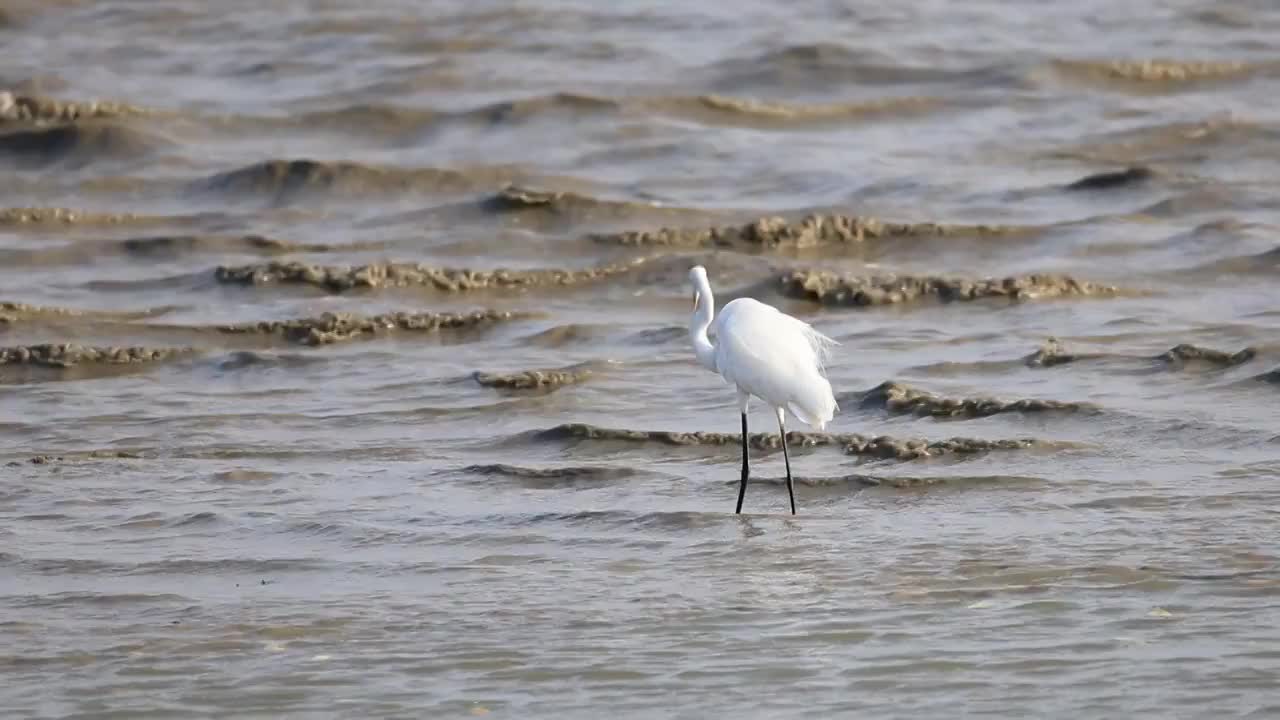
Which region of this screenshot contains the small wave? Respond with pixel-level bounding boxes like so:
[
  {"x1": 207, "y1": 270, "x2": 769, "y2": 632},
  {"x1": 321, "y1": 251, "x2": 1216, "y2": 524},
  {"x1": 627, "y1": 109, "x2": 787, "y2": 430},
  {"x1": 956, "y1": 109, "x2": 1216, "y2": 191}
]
[
  {"x1": 1189, "y1": 246, "x2": 1280, "y2": 275},
  {"x1": 0, "y1": 120, "x2": 165, "y2": 167},
  {"x1": 292, "y1": 103, "x2": 443, "y2": 134},
  {"x1": 209, "y1": 468, "x2": 281, "y2": 484},
  {"x1": 208, "y1": 351, "x2": 329, "y2": 371},
  {"x1": 0, "y1": 234, "x2": 365, "y2": 267},
  {"x1": 303, "y1": 91, "x2": 944, "y2": 137},
  {"x1": 0, "y1": 343, "x2": 195, "y2": 368},
  {"x1": 1254, "y1": 369, "x2": 1280, "y2": 384},
  {"x1": 120, "y1": 234, "x2": 340, "y2": 257},
  {"x1": 520, "y1": 323, "x2": 609, "y2": 348},
  {"x1": 654, "y1": 94, "x2": 945, "y2": 128},
  {"x1": 193, "y1": 158, "x2": 539, "y2": 205},
  {"x1": 1064, "y1": 166, "x2": 1157, "y2": 191},
  {"x1": 459, "y1": 463, "x2": 638, "y2": 489},
  {"x1": 473, "y1": 362, "x2": 596, "y2": 391},
  {"x1": 216, "y1": 309, "x2": 530, "y2": 346},
  {"x1": 591, "y1": 213, "x2": 1026, "y2": 249},
  {"x1": 116, "y1": 510, "x2": 219, "y2": 530},
  {"x1": 5, "y1": 592, "x2": 189, "y2": 609},
  {"x1": 214, "y1": 257, "x2": 653, "y2": 294},
  {"x1": 1052, "y1": 58, "x2": 1268, "y2": 88},
  {"x1": 707, "y1": 43, "x2": 1004, "y2": 92},
  {"x1": 778, "y1": 270, "x2": 1123, "y2": 307},
  {"x1": 853, "y1": 381, "x2": 1094, "y2": 418},
  {"x1": 530, "y1": 423, "x2": 1051, "y2": 461},
  {"x1": 1049, "y1": 115, "x2": 1268, "y2": 165},
  {"x1": 466, "y1": 92, "x2": 621, "y2": 125},
  {"x1": 479, "y1": 184, "x2": 703, "y2": 223}
]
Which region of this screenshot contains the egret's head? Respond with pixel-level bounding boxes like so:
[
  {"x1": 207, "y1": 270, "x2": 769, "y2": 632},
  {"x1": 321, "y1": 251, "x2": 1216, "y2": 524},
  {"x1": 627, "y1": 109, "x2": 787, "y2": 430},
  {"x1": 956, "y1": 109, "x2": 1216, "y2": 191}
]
[{"x1": 689, "y1": 266, "x2": 708, "y2": 310}]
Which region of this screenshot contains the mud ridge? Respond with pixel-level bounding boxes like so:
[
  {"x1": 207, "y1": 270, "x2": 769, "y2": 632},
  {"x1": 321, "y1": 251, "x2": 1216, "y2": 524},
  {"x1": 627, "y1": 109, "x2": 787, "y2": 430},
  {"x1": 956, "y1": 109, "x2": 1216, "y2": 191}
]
[
  {"x1": 0, "y1": 207, "x2": 153, "y2": 227},
  {"x1": 0, "y1": 301, "x2": 163, "y2": 324},
  {"x1": 1157, "y1": 343, "x2": 1257, "y2": 369},
  {"x1": 0, "y1": 344, "x2": 194, "y2": 368},
  {"x1": 1054, "y1": 58, "x2": 1266, "y2": 86},
  {"x1": 0, "y1": 92, "x2": 149, "y2": 125},
  {"x1": 216, "y1": 310, "x2": 528, "y2": 346},
  {"x1": 6, "y1": 450, "x2": 143, "y2": 467},
  {"x1": 591, "y1": 213, "x2": 1024, "y2": 249},
  {"x1": 473, "y1": 363, "x2": 595, "y2": 390},
  {"x1": 858, "y1": 381, "x2": 1092, "y2": 418},
  {"x1": 750, "y1": 472, "x2": 1044, "y2": 489},
  {"x1": 215, "y1": 257, "x2": 651, "y2": 293},
  {"x1": 535, "y1": 423, "x2": 1045, "y2": 461},
  {"x1": 779, "y1": 270, "x2": 1120, "y2": 306},
  {"x1": 1024, "y1": 338, "x2": 1257, "y2": 370}
]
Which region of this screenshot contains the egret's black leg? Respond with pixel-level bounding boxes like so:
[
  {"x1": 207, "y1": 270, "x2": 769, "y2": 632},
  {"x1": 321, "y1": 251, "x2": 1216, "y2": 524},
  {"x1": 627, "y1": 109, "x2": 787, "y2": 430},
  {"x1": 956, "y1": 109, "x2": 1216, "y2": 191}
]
[
  {"x1": 735, "y1": 412, "x2": 749, "y2": 514},
  {"x1": 779, "y1": 414, "x2": 796, "y2": 515}
]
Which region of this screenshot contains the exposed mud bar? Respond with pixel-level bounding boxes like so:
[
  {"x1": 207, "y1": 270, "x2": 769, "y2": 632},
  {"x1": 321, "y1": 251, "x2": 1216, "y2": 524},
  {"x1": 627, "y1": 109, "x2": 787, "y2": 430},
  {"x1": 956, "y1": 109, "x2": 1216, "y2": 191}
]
[
  {"x1": 858, "y1": 381, "x2": 1091, "y2": 418},
  {"x1": 0, "y1": 344, "x2": 193, "y2": 368},
  {"x1": 748, "y1": 472, "x2": 1043, "y2": 489},
  {"x1": 1024, "y1": 338, "x2": 1082, "y2": 367},
  {"x1": 7, "y1": 450, "x2": 142, "y2": 467},
  {"x1": 215, "y1": 257, "x2": 652, "y2": 293},
  {"x1": 1024, "y1": 338, "x2": 1257, "y2": 369},
  {"x1": 1053, "y1": 58, "x2": 1265, "y2": 85},
  {"x1": 536, "y1": 423, "x2": 1046, "y2": 461},
  {"x1": 0, "y1": 92, "x2": 149, "y2": 125},
  {"x1": 779, "y1": 270, "x2": 1120, "y2": 306},
  {"x1": 474, "y1": 363, "x2": 595, "y2": 390},
  {"x1": 217, "y1": 310, "x2": 528, "y2": 346},
  {"x1": 1158, "y1": 343, "x2": 1257, "y2": 368},
  {"x1": 0, "y1": 207, "x2": 150, "y2": 226},
  {"x1": 0, "y1": 301, "x2": 165, "y2": 324},
  {"x1": 591, "y1": 213, "x2": 1026, "y2": 249}
]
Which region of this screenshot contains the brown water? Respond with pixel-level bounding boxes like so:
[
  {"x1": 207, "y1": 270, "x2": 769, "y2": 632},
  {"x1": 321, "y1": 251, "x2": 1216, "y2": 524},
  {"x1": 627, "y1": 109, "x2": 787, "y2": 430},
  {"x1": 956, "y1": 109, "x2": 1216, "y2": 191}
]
[{"x1": 3, "y1": 1, "x2": 1280, "y2": 718}]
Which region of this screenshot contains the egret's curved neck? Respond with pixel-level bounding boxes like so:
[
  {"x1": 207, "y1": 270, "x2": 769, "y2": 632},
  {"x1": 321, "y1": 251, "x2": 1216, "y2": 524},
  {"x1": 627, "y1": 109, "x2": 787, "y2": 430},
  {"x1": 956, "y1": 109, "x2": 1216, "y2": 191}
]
[{"x1": 689, "y1": 274, "x2": 717, "y2": 372}]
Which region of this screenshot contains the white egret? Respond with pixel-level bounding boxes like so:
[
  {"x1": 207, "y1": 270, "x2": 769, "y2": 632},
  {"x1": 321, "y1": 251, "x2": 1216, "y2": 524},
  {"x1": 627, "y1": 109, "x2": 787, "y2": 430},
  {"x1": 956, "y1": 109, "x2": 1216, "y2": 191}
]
[{"x1": 687, "y1": 265, "x2": 838, "y2": 514}]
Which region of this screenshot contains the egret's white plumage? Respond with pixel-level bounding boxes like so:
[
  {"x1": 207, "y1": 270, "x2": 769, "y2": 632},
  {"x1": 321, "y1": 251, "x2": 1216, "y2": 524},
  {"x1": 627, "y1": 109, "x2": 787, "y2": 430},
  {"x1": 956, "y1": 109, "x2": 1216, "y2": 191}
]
[{"x1": 687, "y1": 265, "x2": 839, "y2": 514}]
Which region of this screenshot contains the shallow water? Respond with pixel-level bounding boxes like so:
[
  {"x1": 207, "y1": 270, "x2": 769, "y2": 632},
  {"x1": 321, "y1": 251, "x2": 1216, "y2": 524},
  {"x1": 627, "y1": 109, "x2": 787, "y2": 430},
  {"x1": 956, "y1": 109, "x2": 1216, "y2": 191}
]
[{"x1": 2, "y1": 1, "x2": 1280, "y2": 718}]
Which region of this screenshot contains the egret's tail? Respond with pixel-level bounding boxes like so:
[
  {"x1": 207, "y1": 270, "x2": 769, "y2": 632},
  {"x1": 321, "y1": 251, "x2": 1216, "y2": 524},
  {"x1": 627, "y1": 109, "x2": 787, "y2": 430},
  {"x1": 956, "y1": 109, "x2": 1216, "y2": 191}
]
[{"x1": 786, "y1": 374, "x2": 838, "y2": 430}]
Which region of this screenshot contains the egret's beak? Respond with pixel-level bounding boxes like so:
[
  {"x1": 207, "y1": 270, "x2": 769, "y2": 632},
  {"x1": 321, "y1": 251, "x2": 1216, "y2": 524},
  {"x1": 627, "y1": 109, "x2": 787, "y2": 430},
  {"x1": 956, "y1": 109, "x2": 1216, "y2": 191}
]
[{"x1": 692, "y1": 291, "x2": 701, "y2": 311}]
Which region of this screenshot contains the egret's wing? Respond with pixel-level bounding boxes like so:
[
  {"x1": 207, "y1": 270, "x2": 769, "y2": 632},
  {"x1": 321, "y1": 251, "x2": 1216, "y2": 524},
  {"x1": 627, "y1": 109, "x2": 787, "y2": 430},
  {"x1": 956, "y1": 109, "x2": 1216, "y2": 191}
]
[{"x1": 711, "y1": 299, "x2": 838, "y2": 427}]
